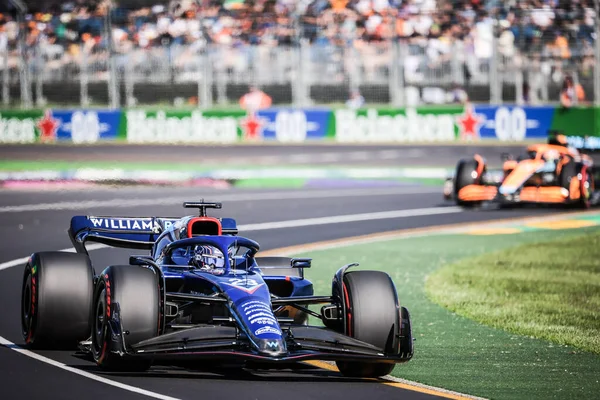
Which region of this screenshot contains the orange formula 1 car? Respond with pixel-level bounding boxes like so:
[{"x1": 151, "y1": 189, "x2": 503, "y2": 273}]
[{"x1": 444, "y1": 136, "x2": 600, "y2": 208}]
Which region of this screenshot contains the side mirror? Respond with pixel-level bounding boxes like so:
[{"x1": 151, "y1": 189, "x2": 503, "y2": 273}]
[
  {"x1": 291, "y1": 258, "x2": 311, "y2": 268},
  {"x1": 129, "y1": 255, "x2": 154, "y2": 266}
]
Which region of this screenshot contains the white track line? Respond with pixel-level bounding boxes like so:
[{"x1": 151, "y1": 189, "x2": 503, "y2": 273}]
[
  {"x1": 0, "y1": 186, "x2": 438, "y2": 213},
  {"x1": 238, "y1": 206, "x2": 462, "y2": 231},
  {"x1": 0, "y1": 336, "x2": 180, "y2": 400}
]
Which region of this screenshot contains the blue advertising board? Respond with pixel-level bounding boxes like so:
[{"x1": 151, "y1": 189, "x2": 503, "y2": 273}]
[
  {"x1": 257, "y1": 108, "x2": 330, "y2": 142},
  {"x1": 51, "y1": 110, "x2": 121, "y2": 143},
  {"x1": 474, "y1": 105, "x2": 555, "y2": 141}
]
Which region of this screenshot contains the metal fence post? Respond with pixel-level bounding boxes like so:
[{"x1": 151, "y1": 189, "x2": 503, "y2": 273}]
[
  {"x1": 392, "y1": 40, "x2": 406, "y2": 108},
  {"x1": 200, "y1": 49, "x2": 213, "y2": 109},
  {"x1": 299, "y1": 39, "x2": 311, "y2": 106},
  {"x1": 105, "y1": 4, "x2": 119, "y2": 108},
  {"x1": 2, "y1": 45, "x2": 8, "y2": 106},
  {"x1": 389, "y1": 40, "x2": 399, "y2": 107},
  {"x1": 80, "y1": 44, "x2": 89, "y2": 107},
  {"x1": 125, "y1": 52, "x2": 134, "y2": 107},
  {"x1": 515, "y1": 60, "x2": 524, "y2": 105},
  {"x1": 215, "y1": 46, "x2": 227, "y2": 105},
  {"x1": 291, "y1": 43, "x2": 300, "y2": 107},
  {"x1": 34, "y1": 39, "x2": 43, "y2": 106},
  {"x1": 489, "y1": 20, "x2": 500, "y2": 105},
  {"x1": 17, "y1": 14, "x2": 32, "y2": 109}
]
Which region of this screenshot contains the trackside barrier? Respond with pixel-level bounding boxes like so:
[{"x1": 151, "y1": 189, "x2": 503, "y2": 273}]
[{"x1": 0, "y1": 106, "x2": 598, "y2": 145}]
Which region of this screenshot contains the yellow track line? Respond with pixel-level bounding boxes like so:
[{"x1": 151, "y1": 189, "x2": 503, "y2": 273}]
[
  {"x1": 303, "y1": 360, "x2": 476, "y2": 400},
  {"x1": 260, "y1": 209, "x2": 600, "y2": 399}
]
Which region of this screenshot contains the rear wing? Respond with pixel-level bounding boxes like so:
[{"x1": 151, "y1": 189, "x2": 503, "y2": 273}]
[{"x1": 69, "y1": 215, "x2": 238, "y2": 254}]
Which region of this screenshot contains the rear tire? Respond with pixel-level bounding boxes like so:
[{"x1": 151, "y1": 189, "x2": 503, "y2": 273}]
[
  {"x1": 454, "y1": 158, "x2": 485, "y2": 207},
  {"x1": 91, "y1": 265, "x2": 160, "y2": 371},
  {"x1": 21, "y1": 252, "x2": 94, "y2": 349},
  {"x1": 560, "y1": 160, "x2": 592, "y2": 209},
  {"x1": 336, "y1": 271, "x2": 399, "y2": 378}
]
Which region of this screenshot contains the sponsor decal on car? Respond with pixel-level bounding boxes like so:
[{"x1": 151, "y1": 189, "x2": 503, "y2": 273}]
[
  {"x1": 89, "y1": 217, "x2": 154, "y2": 231},
  {"x1": 255, "y1": 326, "x2": 281, "y2": 336}
]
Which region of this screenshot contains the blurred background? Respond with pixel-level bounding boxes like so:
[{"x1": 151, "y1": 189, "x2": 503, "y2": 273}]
[{"x1": 0, "y1": 0, "x2": 598, "y2": 109}]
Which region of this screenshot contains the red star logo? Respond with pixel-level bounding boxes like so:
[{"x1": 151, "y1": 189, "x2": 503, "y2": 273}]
[
  {"x1": 456, "y1": 104, "x2": 485, "y2": 141},
  {"x1": 37, "y1": 110, "x2": 60, "y2": 142},
  {"x1": 240, "y1": 112, "x2": 266, "y2": 140}
]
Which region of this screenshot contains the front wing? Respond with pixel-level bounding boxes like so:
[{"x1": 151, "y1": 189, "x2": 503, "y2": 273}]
[
  {"x1": 452, "y1": 183, "x2": 600, "y2": 205},
  {"x1": 96, "y1": 305, "x2": 413, "y2": 366}
]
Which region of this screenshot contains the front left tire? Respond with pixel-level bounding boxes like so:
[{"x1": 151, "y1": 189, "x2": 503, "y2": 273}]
[{"x1": 21, "y1": 252, "x2": 94, "y2": 349}]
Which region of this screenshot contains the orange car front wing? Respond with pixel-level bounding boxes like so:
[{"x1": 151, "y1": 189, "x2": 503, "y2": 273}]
[{"x1": 458, "y1": 184, "x2": 572, "y2": 203}]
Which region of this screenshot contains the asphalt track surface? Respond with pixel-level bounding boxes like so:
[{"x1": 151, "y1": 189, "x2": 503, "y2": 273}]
[
  {"x1": 0, "y1": 181, "x2": 565, "y2": 400},
  {"x1": 0, "y1": 143, "x2": 536, "y2": 167}
]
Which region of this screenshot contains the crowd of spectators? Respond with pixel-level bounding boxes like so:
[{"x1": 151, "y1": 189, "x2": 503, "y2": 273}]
[
  {"x1": 0, "y1": 1, "x2": 596, "y2": 88},
  {"x1": 0, "y1": 1, "x2": 596, "y2": 50}
]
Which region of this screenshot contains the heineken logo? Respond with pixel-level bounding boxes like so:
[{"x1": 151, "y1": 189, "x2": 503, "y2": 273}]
[
  {"x1": 335, "y1": 108, "x2": 457, "y2": 143},
  {"x1": 126, "y1": 110, "x2": 238, "y2": 144}
]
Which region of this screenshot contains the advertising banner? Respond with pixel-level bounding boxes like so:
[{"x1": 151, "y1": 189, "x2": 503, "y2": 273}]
[
  {"x1": 256, "y1": 108, "x2": 330, "y2": 142},
  {"x1": 2, "y1": 106, "x2": 597, "y2": 144},
  {"x1": 123, "y1": 110, "x2": 245, "y2": 144},
  {"x1": 0, "y1": 110, "x2": 45, "y2": 143},
  {"x1": 51, "y1": 109, "x2": 123, "y2": 143},
  {"x1": 332, "y1": 106, "x2": 467, "y2": 143},
  {"x1": 474, "y1": 105, "x2": 555, "y2": 141}
]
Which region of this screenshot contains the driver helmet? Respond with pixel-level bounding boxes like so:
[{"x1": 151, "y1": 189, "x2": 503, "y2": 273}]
[
  {"x1": 543, "y1": 149, "x2": 560, "y2": 163},
  {"x1": 192, "y1": 245, "x2": 226, "y2": 275}
]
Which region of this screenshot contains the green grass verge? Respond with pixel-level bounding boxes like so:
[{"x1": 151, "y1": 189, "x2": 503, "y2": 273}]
[
  {"x1": 425, "y1": 231, "x2": 600, "y2": 355},
  {"x1": 293, "y1": 226, "x2": 600, "y2": 400}
]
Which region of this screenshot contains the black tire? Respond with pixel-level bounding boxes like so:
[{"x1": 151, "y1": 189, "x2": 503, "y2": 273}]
[
  {"x1": 559, "y1": 158, "x2": 576, "y2": 191},
  {"x1": 454, "y1": 158, "x2": 484, "y2": 207},
  {"x1": 336, "y1": 271, "x2": 399, "y2": 378},
  {"x1": 578, "y1": 165, "x2": 594, "y2": 209},
  {"x1": 559, "y1": 160, "x2": 592, "y2": 209},
  {"x1": 21, "y1": 252, "x2": 94, "y2": 349},
  {"x1": 91, "y1": 265, "x2": 160, "y2": 371}
]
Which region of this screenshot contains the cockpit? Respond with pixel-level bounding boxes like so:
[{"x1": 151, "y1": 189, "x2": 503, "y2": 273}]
[{"x1": 157, "y1": 236, "x2": 260, "y2": 276}]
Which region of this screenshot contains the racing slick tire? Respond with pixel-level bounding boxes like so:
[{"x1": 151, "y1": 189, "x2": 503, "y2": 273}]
[
  {"x1": 559, "y1": 160, "x2": 593, "y2": 209},
  {"x1": 454, "y1": 157, "x2": 485, "y2": 207},
  {"x1": 577, "y1": 165, "x2": 594, "y2": 209},
  {"x1": 21, "y1": 252, "x2": 94, "y2": 349},
  {"x1": 91, "y1": 265, "x2": 160, "y2": 371},
  {"x1": 336, "y1": 271, "x2": 399, "y2": 378}
]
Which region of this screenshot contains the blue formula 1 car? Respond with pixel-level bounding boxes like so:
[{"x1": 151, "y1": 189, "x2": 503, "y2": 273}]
[{"x1": 20, "y1": 202, "x2": 413, "y2": 378}]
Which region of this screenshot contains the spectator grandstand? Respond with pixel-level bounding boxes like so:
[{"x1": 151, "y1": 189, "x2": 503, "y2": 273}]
[{"x1": 0, "y1": 0, "x2": 597, "y2": 106}]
